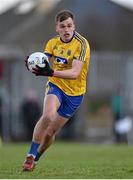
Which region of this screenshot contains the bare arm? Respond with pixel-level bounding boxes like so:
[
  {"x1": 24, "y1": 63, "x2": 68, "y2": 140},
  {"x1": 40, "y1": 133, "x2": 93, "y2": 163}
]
[
  {"x1": 53, "y1": 60, "x2": 83, "y2": 79},
  {"x1": 32, "y1": 57, "x2": 83, "y2": 78}
]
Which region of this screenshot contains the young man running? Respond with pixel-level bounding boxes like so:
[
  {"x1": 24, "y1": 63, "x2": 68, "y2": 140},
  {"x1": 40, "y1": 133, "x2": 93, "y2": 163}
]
[{"x1": 23, "y1": 9, "x2": 90, "y2": 171}]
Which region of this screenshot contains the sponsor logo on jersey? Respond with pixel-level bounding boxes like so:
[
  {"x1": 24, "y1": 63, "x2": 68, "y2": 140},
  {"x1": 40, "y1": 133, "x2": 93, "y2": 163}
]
[{"x1": 55, "y1": 56, "x2": 68, "y2": 64}]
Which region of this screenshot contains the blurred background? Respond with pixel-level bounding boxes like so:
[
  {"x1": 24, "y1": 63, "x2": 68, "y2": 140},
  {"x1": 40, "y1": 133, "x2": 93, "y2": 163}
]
[{"x1": 0, "y1": 0, "x2": 133, "y2": 145}]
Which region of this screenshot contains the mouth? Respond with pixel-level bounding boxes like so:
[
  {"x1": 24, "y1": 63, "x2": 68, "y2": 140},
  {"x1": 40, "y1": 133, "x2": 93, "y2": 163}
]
[{"x1": 64, "y1": 33, "x2": 70, "y2": 38}]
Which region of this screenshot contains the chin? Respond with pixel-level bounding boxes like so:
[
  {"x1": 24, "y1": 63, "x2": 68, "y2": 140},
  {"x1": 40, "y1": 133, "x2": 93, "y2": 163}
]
[
  {"x1": 65, "y1": 37, "x2": 72, "y2": 41},
  {"x1": 65, "y1": 39, "x2": 70, "y2": 42}
]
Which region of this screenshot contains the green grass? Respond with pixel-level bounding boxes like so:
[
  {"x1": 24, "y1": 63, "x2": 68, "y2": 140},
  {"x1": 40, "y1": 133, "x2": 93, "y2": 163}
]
[{"x1": 0, "y1": 141, "x2": 133, "y2": 179}]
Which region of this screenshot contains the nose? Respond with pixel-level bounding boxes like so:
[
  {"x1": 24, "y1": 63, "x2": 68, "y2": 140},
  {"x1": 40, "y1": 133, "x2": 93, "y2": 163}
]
[{"x1": 64, "y1": 26, "x2": 68, "y2": 32}]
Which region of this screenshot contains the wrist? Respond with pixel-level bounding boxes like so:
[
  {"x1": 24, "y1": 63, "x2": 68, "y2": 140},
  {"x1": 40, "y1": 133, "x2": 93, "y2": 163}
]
[{"x1": 50, "y1": 69, "x2": 54, "y2": 76}]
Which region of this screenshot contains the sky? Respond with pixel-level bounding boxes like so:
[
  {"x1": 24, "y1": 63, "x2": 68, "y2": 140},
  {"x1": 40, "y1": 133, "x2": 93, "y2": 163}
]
[
  {"x1": 0, "y1": 0, "x2": 23, "y2": 14},
  {"x1": 0, "y1": 0, "x2": 133, "y2": 14},
  {"x1": 110, "y1": 0, "x2": 133, "y2": 10},
  {"x1": 0, "y1": 0, "x2": 61, "y2": 14}
]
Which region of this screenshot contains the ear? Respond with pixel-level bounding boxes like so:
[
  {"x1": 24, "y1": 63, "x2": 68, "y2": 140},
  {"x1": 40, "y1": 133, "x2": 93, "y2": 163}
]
[
  {"x1": 55, "y1": 24, "x2": 58, "y2": 33},
  {"x1": 73, "y1": 22, "x2": 76, "y2": 31}
]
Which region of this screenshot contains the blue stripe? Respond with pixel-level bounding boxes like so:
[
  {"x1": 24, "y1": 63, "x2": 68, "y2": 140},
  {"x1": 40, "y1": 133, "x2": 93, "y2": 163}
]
[{"x1": 45, "y1": 52, "x2": 52, "y2": 57}]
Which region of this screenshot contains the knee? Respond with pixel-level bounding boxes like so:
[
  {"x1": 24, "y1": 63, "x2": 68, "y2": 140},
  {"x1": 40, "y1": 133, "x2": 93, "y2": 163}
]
[
  {"x1": 42, "y1": 112, "x2": 55, "y2": 122},
  {"x1": 41, "y1": 112, "x2": 55, "y2": 126}
]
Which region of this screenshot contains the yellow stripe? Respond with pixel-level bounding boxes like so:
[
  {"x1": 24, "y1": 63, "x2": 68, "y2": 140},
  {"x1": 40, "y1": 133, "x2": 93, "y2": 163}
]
[
  {"x1": 76, "y1": 37, "x2": 86, "y2": 60},
  {"x1": 75, "y1": 32, "x2": 87, "y2": 61},
  {"x1": 76, "y1": 33, "x2": 86, "y2": 61}
]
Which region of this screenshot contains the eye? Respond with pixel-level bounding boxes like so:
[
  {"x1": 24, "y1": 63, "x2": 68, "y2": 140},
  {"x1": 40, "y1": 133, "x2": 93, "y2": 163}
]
[
  {"x1": 67, "y1": 24, "x2": 72, "y2": 28},
  {"x1": 60, "y1": 25, "x2": 65, "y2": 28}
]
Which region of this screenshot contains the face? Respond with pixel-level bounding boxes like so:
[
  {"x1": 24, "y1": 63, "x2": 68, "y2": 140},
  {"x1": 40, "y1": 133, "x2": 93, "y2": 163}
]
[{"x1": 56, "y1": 17, "x2": 75, "y2": 42}]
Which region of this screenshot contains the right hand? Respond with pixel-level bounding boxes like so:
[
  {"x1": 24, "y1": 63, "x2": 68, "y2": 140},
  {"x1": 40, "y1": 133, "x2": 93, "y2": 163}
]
[
  {"x1": 24, "y1": 56, "x2": 29, "y2": 70},
  {"x1": 32, "y1": 59, "x2": 54, "y2": 77}
]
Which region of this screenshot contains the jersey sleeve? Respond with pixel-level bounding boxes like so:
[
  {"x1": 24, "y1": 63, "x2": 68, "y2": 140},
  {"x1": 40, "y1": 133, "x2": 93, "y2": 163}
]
[
  {"x1": 73, "y1": 40, "x2": 89, "y2": 62},
  {"x1": 44, "y1": 39, "x2": 53, "y2": 58}
]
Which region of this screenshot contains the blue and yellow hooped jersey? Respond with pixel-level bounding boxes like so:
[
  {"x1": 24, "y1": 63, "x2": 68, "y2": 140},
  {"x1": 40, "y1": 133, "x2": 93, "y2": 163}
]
[{"x1": 44, "y1": 31, "x2": 90, "y2": 96}]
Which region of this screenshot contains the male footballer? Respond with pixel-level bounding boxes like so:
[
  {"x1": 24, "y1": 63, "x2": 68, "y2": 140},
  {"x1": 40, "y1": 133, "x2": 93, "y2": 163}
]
[{"x1": 23, "y1": 9, "x2": 90, "y2": 171}]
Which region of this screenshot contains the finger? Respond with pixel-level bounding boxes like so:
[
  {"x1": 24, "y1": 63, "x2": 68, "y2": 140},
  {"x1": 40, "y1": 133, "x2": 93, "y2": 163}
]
[
  {"x1": 35, "y1": 65, "x2": 42, "y2": 69},
  {"x1": 32, "y1": 70, "x2": 39, "y2": 74},
  {"x1": 32, "y1": 67, "x2": 41, "y2": 72},
  {"x1": 44, "y1": 59, "x2": 49, "y2": 64},
  {"x1": 26, "y1": 66, "x2": 29, "y2": 70},
  {"x1": 24, "y1": 56, "x2": 29, "y2": 62},
  {"x1": 33, "y1": 72, "x2": 39, "y2": 76}
]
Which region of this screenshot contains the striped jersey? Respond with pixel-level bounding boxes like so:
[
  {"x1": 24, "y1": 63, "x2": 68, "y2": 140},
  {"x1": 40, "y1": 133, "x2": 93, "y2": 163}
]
[{"x1": 44, "y1": 31, "x2": 90, "y2": 96}]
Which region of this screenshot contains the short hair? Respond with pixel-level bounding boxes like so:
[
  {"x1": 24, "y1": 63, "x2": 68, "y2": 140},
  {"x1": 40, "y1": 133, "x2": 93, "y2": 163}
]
[{"x1": 55, "y1": 10, "x2": 75, "y2": 23}]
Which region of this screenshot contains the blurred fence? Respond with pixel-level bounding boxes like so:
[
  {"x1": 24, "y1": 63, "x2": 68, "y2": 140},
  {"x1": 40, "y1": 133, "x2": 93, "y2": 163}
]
[
  {"x1": 89, "y1": 51, "x2": 133, "y2": 114},
  {"x1": 86, "y1": 51, "x2": 133, "y2": 144},
  {"x1": 0, "y1": 51, "x2": 133, "y2": 143}
]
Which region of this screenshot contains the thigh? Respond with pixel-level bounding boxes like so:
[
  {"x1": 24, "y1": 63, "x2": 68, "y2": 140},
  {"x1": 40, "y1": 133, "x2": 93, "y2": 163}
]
[
  {"x1": 43, "y1": 94, "x2": 60, "y2": 117},
  {"x1": 33, "y1": 94, "x2": 61, "y2": 142}
]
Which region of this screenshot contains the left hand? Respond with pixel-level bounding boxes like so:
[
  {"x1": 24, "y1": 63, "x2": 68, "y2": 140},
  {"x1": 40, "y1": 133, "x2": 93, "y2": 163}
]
[
  {"x1": 24, "y1": 56, "x2": 29, "y2": 70},
  {"x1": 32, "y1": 59, "x2": 54, "y2": 76}
]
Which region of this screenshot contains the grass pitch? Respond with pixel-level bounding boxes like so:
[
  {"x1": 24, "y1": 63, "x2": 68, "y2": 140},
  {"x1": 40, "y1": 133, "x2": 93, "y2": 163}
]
[{"x1": 0, "y1": 141, "x2": 133, "y2": 179}]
